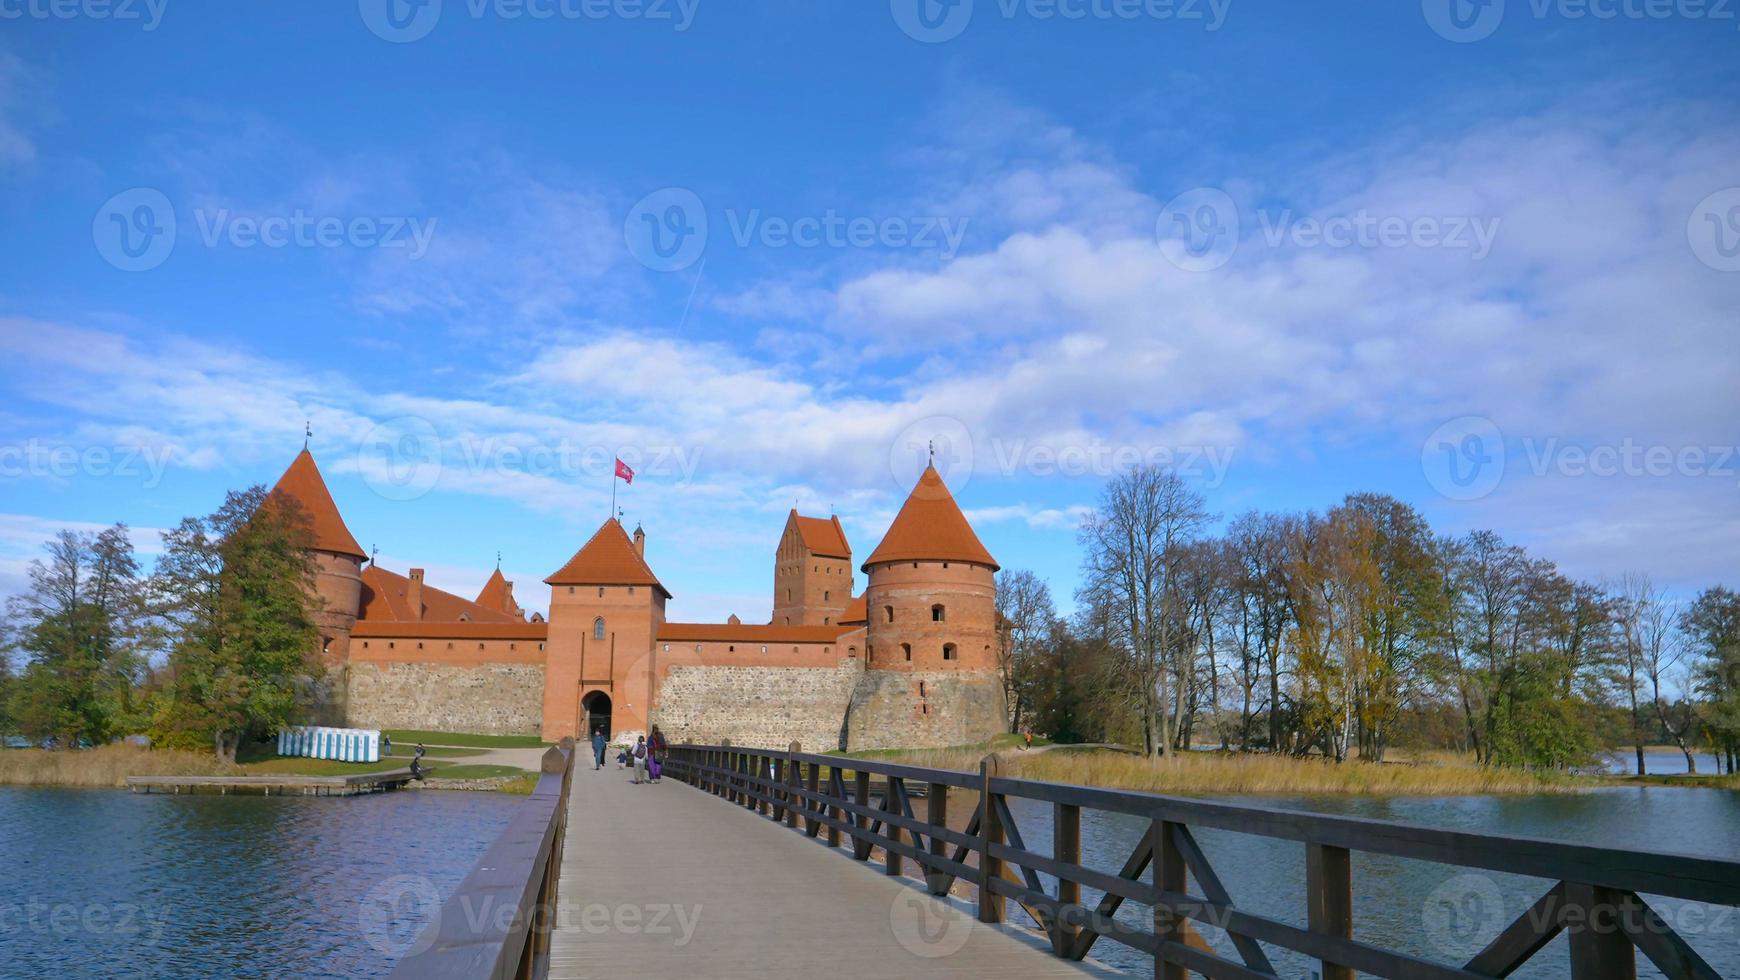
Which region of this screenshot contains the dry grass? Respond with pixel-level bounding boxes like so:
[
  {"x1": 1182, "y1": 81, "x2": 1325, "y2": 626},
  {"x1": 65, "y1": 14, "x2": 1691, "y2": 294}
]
[
  {"x1": 848, "y1": 745, "x2": 1590, "y2": 796},
  {"x1": 0, "y1": 744, "x2": 231, "y2": 788}
]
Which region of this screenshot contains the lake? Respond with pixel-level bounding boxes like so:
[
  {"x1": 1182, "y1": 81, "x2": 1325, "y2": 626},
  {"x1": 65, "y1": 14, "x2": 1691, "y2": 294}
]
[
  {"x1": 0, "y1": 786, "x2": 521, "y2": 979},
  {"x1": 995, "y1": 786, "x2": 1740, "y2": 978}
]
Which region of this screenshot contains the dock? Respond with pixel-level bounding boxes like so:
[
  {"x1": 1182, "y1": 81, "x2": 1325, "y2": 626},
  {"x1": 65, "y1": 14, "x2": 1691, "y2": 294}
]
[{"x1": 125, "y1": 769, "x2": 417, "y2": 796}]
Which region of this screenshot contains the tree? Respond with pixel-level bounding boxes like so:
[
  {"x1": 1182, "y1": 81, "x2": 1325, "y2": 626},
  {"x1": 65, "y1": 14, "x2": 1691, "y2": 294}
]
[
  {"x1": 150, "y1": 486, "x2": 322, "y2": 762},
  {"x1": 994, "y1": 568, "x2": 1055, "y2": 734},
  {"x1": 1682, "y1": 586, "x2": 1740, "y2": 775},
  {"x1": 1612, "y1": 574, "x2": 1659, "y2": 775},
  {"x1": 2, "y1": 525, "x2": 149, "y2": 746},
  {"x1": 1078, "y1": 466, "x2": 1212, "y2": 757}
]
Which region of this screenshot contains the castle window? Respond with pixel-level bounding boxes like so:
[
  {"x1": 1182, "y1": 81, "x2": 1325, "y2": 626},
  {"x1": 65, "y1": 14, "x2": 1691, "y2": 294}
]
[
  {"x1": 919, "y1": 681, "x2": 926, "y2": 696},
  {"x1": 884, "y1": 606, "x2": 894, "y2": 623},
  {"x1": 848, "y1": 646, "x2": 856, "y2": 658},
  {"x1": 629, "y1": 586, "x2": 635, "y2": 595},
  {"x1": 901, "y1": 643, "x2": 912, "y2": 662},
  {"x1": 417, "y1": 642, "x2": 424, "y2": 650},
  {"x1": 696, "y1": 644, "x2": 702, "y2": 653},
  {"x1": 477, "y1": 643, "x2": 484, "y2": 651},
  {"x1": 922, "y1": 703, "x2": 929, "y2": 714},
  {"x1": 824, "y1": 617, "x2": 830, "y2": 625},
  {"x1": 598, "y1": 587, "x2": 605, "y2": 598},
  {"x1": 729, "y1": 645, "x2": 735, "y2": 652},
  {"x1": 363, "y1": 641, "x2": 369, "y2": 649},
  {"x1": 459, "y1": 613, "x2": 470, "y2": 622},
  {"x1": 322, "y1": 636, "x2": 332, "y2": 653},
  {"x1": 943, "y1": 643, "x2": 957, "y2": 661},
  {"x1": 388, "y1": 642, "x2": 394, "y2": 649},
  {"x1": 568, "y1": 586, "x2": 574, "y2": 594},
  {"x1": 446, "y1": 642, "x2": 453, "y2": 650},
  {"x1": 943, "y1": 562, "x2": 949, "y2": 569},
  {"x1": 593, "y1": 617, "x2": 606, "y2": 641},
  {"x1": 932, "y1": 604, "x2": 945, "y2": 622},
  {"x1": 510, "y1": 643, "x2": 516, "y2": 650},
  {"x1": 539, "y1": 643, "x2": 544, "y2": 651},
  {"x1": 824, "y1": 591, "x2": 830, "y2": 601},
  {"x1": 760, "y1": 645, "x2": 767, "y2": 653},
  {"x1": 663, "y1": 644, "x2": 670, "y2": 652}
]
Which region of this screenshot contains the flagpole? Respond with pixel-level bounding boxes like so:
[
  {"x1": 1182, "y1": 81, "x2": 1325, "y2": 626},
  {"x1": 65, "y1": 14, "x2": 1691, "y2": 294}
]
[{"x1": 611, "y1": 467, "x2": 617, "y2": 522}]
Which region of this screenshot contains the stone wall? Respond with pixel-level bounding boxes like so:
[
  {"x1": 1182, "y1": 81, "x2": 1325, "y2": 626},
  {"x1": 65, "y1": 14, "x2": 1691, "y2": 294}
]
[
  {"x1": 843, "y1": 669, "x2": 1005, "y2": 751},
  {"x1": 346, "y1": 661, "x2": 545, "y2": 735},
  {"x1": 652, "y1": 658, "x2": 865, "y2": 751}
]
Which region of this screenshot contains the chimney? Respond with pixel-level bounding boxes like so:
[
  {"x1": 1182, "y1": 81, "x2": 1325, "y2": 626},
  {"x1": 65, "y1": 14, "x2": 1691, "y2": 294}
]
[
  {"x1": 728, "y1": 613, "x2": 741, "y2": 625},
  {"x1": 633, "y1": 524, "x2": 646, "y2": 557},
  {"x1": 407, "y1": 568, "x2": 424, "y2": 621},
  {"x1": 504, "y1": 580, "x2": 522, "y2": 619}
]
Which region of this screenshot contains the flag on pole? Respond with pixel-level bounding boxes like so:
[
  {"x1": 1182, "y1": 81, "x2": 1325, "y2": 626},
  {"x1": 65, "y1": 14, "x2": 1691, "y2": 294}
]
[{"x1": 614, "y1": 458, "x2": 635, "y2": 484}]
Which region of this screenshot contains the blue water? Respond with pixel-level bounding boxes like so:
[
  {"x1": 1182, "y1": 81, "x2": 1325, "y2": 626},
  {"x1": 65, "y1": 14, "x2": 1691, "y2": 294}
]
[{"x1": 0, "y1": 787, "x2": 521, "y2": 979}]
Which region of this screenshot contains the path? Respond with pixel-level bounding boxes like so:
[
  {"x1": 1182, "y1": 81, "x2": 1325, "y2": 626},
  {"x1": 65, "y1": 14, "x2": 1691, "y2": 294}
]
[{"x1": 547, "y1": 764, "x2": 1121, "y2": 979}]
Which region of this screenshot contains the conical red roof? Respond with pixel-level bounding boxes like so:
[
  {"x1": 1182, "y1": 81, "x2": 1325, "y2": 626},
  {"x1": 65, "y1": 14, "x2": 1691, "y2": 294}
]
[
  {"x1": 863, "y1": 465, "x2": 998, "y2": 571},
  {"x1": 545, "y1": 518, "x2": 670, "y2": 597},
  {"x1": 475, "y1": 567, "x2": 516, "y2": 614},
  {"x1": 268, "y1": 448, "x2": 367, "y2": 560}
]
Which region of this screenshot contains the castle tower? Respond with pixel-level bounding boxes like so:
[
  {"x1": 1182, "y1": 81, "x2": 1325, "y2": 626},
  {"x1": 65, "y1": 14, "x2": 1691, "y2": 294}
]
[
  {"x1": 475, "y1": 567, "x2": 526, "y2": 621},
  {"x1": 772, "y1": 510, "x2": 852, "y2": 626},
  {"x1": 268, "y1": 448, "x2": 367, "y2": 663},
  {"x1": 542, "y1": 519, "x2": 669, "y2": 742},
  {"x1": 847, "y1": 464, "x2": 1005, "y2": 749}
]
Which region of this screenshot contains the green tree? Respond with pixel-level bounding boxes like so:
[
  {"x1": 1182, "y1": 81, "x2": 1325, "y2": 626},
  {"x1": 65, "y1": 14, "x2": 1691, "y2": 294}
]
[
  {"x1": 1682, "y1": 586, "x2": 1740, "y2": 774},
  {"x1": 151, "y1": 486, "x2": 322, "y2": 761},
  {"x1": 2, "y1": 525, "x2": 149, "y2": 746}
]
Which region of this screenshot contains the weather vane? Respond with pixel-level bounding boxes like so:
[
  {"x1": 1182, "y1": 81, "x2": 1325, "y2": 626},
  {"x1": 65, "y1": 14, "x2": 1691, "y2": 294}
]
[
  {"x1": 496, "y1": 550, "x2": 502, "y2": 569},
  {"x1": 304, "y1": 420, "x2": 312, "y2": 448},
  {"x1": 928, "y1": 438, "x2": 935, "y2": 464},
  {"x1": 370, "y1": 544, "x2": 378, "y2": 566}
]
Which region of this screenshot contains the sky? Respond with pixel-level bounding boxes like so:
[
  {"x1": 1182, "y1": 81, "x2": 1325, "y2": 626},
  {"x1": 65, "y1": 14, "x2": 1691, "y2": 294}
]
[{"x1": 0, "y1": 0, "x2": 1737, "y2": 624}]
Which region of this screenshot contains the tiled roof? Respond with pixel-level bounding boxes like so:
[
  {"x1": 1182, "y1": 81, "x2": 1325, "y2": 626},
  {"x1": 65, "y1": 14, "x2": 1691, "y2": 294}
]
[
  {"x1": 657, "y1": 622, "x2": 858, "y2": 643},
  {"x1": 358, "y1": 564, "x2": 521, "y2": 624},
  {"x1": 839, "y1": 593, "x2": 868, "y2": 626},
  {"x1": 267, "y1": 448, "x2": 366, "y2": 560},
  {"x1": 475, "y1": 568, "x2": 520, "y2": 617},
  {"x1": 791, "y1": 512, "x2": 851, "y2": 559},
  {"x1": 862, "y1": 464, "x2": 998, "y2": 571},
  {"x1": 545, "y1": 518, "x2": 670, "y2": 597}
]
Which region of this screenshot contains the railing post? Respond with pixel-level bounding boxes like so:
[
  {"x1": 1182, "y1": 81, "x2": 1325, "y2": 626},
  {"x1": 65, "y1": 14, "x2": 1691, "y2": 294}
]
[
  {"x1": 885, "y1": 776, "x2": 904, "y2": 877},
  {"x1": 978, "y1": 754, "x2": 1005, "y2": 924},
  {"x1": 927, "y1": 781, "x2": 950, "y2": 895},
  {"x1": 1307, "y1": 843, "x2": 1354, "y2": 980},
  {"x1": 1053, "y1": 802, "x2": 1081, "y2": 955},
  {"x1": 853, "y1": 769, "x2": 872, "y2": 860},
  {"x1": 805, "y1": 753, "x2": 821, "y2": 837},
  {"x1": 1567, "y1": 883, "x2": 1636, "y2": 979},
  {"x1": 1154, "y1": 820, "x2": 1186, "y2": 980},
  {"x1": 739, "y1": 751, "x2": 752, "y2": 810},
  {"x1": 827, "y1": 768, "x2": 844, "y2": 849},
  {"x1": 793, "y1": 745, "x2": 803, "y2": 828},
  {"x1": 772, "y1": 755, "x2": 787, "y2": 822},
  {"x1": 758, "y1": 753, "x2": 771, "y2": 816}
]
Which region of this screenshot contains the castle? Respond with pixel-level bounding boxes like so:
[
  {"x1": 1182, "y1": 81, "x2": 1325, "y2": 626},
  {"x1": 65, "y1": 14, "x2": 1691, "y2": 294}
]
[{"x1": 270, "y1": 447, "x2": 1007, "y2": 750}]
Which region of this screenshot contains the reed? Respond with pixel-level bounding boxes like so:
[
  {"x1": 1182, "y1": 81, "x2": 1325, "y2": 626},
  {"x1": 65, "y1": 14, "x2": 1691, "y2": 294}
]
[
  {"x1": 0, "y1": 744, "x2": 230, "y2": 788},
  {"x1": 849, "y1": 745, "x2": 1589, "y2": 796}
]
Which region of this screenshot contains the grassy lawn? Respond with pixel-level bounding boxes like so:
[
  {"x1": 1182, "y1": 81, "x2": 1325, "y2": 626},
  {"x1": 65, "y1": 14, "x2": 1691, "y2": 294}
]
[
  {"x1": 381, "y1": 729, "x2": 549, "y2": 749},
  {"x1": 426, "y1": 764, "x2": 530, "y2": 780},
  {"x1": 234, "y1": 742, "x2": 405, "y2": 776},
  {"x1": 387, "y1": 744, "x2": 487, "y2": 759}
]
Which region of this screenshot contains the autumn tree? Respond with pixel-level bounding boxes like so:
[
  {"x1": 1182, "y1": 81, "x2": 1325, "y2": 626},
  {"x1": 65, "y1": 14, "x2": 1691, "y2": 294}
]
[{"x1": 995, "y1": 568, "x2": 1056, "y2": 734}]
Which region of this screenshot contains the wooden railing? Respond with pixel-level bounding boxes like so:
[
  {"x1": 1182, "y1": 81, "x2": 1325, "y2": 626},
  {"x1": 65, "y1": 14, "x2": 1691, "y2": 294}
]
[
  {"x1": 664, "y1": 742, "x2": 1739, "y2": 980},
  {"x1": 387, "y1": 739, "x2": 575, "y2": 980}
]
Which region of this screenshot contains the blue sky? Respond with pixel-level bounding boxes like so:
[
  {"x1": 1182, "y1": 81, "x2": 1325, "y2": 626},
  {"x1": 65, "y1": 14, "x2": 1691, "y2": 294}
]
[{"x1": 1, "y1": 0, "x2": 1737, "y2": 622}]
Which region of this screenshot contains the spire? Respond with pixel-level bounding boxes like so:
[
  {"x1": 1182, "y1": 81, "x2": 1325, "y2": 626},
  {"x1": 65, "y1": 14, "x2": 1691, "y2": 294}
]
[
  {"x1": 862, "y1": 464, "x2": 998, "y2": 571},
  {"x1": 268, "y1": 447, "x2": 367, "y2": 560},
  {"x1": 545, "y1": 518, "x2": 670, "y2": 597},
  {"x1": 303, "y1": 419, "x2": 311, "y2": 449}
]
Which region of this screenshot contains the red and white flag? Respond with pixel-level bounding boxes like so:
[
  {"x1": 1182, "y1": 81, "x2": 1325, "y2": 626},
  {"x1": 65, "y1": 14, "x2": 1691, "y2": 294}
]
[{"x1": 614, "y1": 458, "x2": 635, "y2": 484}]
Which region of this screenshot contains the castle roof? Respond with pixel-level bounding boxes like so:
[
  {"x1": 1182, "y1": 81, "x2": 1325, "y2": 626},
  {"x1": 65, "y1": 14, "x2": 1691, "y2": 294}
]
[
  {"x1": 790, "y1": 511, "x2": 851, "y2": 559},
  {"x1": 658, "y1": 622, "x2": 857, "y2": 644},
  {"x1": 358, "y1": 564, "x2": 521, "y2": 623},
  {"x1": 267, "y1": 448, "x2": 367, "y2": 560},
  {"x1": 862, "y1": 464, "x2": 998, "y2": 571},
  {"x1": 839, "y1": 593, "x2": 868, "y2": 626},
  {"x1": 475, "y1": 568, "x2": 519, "y2": 616},
  {"x1": 545, "y1": 518, "x2": 671, "y2": 597}
]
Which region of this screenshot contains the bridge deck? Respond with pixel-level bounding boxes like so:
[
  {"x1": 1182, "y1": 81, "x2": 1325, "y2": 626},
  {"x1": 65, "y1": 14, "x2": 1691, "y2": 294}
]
[{"x1": 549, "y1": 764, "x2": 1118, "y2": 979}]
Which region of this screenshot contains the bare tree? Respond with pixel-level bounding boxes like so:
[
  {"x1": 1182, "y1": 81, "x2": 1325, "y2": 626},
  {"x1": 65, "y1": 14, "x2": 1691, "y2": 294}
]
[{"x1": 994, "y1": 568, "x2": 1055, "y2": 733}]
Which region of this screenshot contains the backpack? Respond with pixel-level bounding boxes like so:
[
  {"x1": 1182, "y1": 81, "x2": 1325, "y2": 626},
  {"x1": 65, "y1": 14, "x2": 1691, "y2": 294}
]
[{"x1": 634, "y1": 742, "x2": 647, "y2": 759}]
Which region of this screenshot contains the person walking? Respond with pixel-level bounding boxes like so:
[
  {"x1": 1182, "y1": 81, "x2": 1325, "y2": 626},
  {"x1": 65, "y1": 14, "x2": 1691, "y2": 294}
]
[
  {"x1": 648, "y1": 725, "x2": 667, "y2": 783},
  {"x1": 591, "y1": 728, "x2": 607, "y2": 770},
  {"x1": 630, "y1": 735, "x2": 649, "y2": 784}
]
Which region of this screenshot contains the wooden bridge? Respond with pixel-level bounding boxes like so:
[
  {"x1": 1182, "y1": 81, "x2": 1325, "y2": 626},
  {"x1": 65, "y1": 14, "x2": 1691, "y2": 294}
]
[{"x1": 390, "y1": 741, "x2": 1740, "y2": 980}]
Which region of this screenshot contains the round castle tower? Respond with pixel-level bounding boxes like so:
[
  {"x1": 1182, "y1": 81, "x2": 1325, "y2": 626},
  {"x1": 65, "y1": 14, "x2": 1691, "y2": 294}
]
[
  {"x1": 846, "y1": 464, "x2": 1006, "y2": 750},
  {"x1": 267, "y1": 448, "x2": 367, "y2": 722}
]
